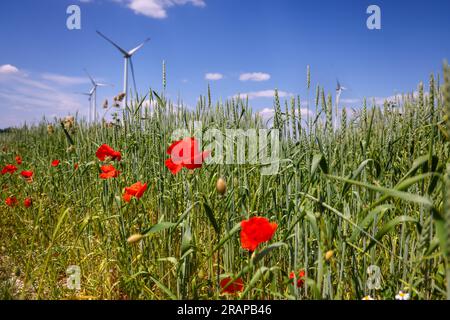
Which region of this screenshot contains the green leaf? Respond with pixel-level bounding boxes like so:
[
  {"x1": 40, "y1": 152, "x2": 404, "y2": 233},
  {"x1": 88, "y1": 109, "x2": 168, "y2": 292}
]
[
  {"x1": 142, "y1": 222, "x2": 176, "y2": 236},
  {"x1": 202, "y1": 197, "x2": 220, "y2": 234},
  {"x1": 153, "y1": 91, "x2": 166, "y2": 109},
  {"x1": 328, "y1": 175, "x2": 433, "y2": 208},
  {"x1": 240, "y1": 267, "x2": 269, "y2": 297},
  {"x1": 431, "y1": 207, "x2": 447, "y2": 257},
  {"x1": 181, "y1": 223, "x2": 193, "y2": 256},
  {"x1": 252, "y1": 242, "x2": 287, "y2": 264},
  {"x1": 349, "y1": 204, "x2": 395, "y2": 243},
  {"x1": 342, "y1": 159, "x2": 381, "y2": 195},
  {"x1": 311, "y1": 153, "x2": 328, "y2": 177},
  {"x1": 148, "y1": 275, "x2": 177, "y2": 300},
  {"x1": 365, "y1": 216, "x2": 418, "y2": 252}
]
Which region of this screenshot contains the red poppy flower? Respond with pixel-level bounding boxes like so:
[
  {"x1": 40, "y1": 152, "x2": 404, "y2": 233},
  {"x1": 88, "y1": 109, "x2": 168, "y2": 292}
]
[
  {"x1": 220, "y1": 277, "x2": 244, "y2": 295},
  {"x1": 20, "y1": 170, "x2": 34, "y2": 182},
  {"x1": 289, "y1": 270, "x2": 306, "y2": 288},
  {"x1": 1, "y1": 164, "x2": 17, "y2": 175},
  {"x1": 24, "y1": 197, "x2": 32, "y2": 208},
  {"x1": 165, "y1": 137, "x2": 210, "y2": 174},
  {"x1": 96, "y1": 144, "x2": 122, "y2": 162},
  {"x1": 5, "y1": 196, "x2": 17, "y2": 207},
  {"x1": 15, "y1": 156, "x2": 22, "y2": 165},
  {"x1": 99, "y1": 164, "x2": 120, "y2": 179},
  {"x1": 74, "y1": 163, "x2": 79, "y2": 170},
  {"x1": 21, "y1": 170, "x2": 33, "y2": 179},
  {"x1": 240, "y1": 216, "x2": 278, "y2": 252},
  {"x1": 51, "y1": 160, "x2": 60, "y2": 167},
  {"x1": 122, "y1": 181, "x2": 147, "y2": 202}
]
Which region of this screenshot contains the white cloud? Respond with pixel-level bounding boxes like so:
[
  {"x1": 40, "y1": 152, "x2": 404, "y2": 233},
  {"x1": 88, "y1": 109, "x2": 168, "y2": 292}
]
[
  {"x1": 233, "y1": 90, "x2": 293, "y2": 100},
  {"x1": 257, "y1": 107, "x2": 312, "y2": 118},
  {"x1": 205, "y1": 73, "x2": 223, "y2": 81},
  {"x1": 41, "y1": 73, "x2": 90, "y2": 86},
  {"x1": 239, "y1": 72, "x2": 271, "y2": 82},
  {"x1": 0, "y1": 64, "x2": 19, "y2": 74},
  {"x1": 118, "y1": 0, "x2": 206, "y2": 19},
  {"x1": 0, "y1": 70, "x2": 87, "y2": 128},
  {"x1": 340, "y1": 98, "x2": 361, "y2": 105},
  {"x1": 338, "y1": 91, "x2": 424, "y2": 108}
]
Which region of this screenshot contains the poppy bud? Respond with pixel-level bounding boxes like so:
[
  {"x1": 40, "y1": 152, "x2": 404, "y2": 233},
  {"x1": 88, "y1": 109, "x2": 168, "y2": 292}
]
[
  {"x1": 127, "y1": 234, "x2": 144, "y2": 244},
  {"x1": 216, "y1": 178, "x2": 227, "y2": 195},
  {"x1": 325, "y1": 250, "x2": 334, "y2": 261},
  {"x1": 198, "y1": 269, "x2": 206, "y2": 279},
  {"x1": 116, "y1": 92, "x2": 126, "y2": 102}
]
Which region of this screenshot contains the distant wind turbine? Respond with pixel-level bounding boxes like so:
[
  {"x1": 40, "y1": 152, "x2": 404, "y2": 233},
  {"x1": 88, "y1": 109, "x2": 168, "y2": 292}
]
[
  {"x1": 335, "y1": 79, "x2": 348, "y2": 128},
  {"x1": 336, "y1": 79, "x2": 347, "y2": 108},
  {"x1": 84, "y1": 69, "x2": 111, "y2": 123},
  {"x1": 96, "y1": 31, "x2": 150, "y2": 113},
  {"x1": 77, "y1": 88, "x2": 94, "y2": 123}
]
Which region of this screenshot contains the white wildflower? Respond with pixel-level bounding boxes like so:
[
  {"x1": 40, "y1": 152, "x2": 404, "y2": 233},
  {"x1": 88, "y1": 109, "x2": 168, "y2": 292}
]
[{"x1": 395, "y1": 291, "x2": 410, "y2": 300}]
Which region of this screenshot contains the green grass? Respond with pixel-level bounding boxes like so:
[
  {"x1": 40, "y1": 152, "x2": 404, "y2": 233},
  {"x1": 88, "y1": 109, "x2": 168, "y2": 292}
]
[{"x1": 1, "y1": 64, "x2": 449, "y2": 300}]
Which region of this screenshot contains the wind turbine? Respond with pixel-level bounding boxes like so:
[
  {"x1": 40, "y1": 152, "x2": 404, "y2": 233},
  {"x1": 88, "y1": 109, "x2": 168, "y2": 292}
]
[
  {"x1": 84, "y1": 69, "x2": 111, "y2": 123},
  {"x1": 335, "y1": 79, "x2": 347, "y2": 127},
  {"x1": 96, "y1": 31, "x2": 150, "y2": 113},
  {"x1": 77, "y1": 88, "x2": 94, "y2": 123},
  {"x1": 336, "y1": 79, "x2": 347, "y2": 108}
]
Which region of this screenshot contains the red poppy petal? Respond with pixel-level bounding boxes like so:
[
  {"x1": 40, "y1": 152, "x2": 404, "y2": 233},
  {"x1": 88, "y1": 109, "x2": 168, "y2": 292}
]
[
  {"x1": 122, "y1": 193, "x2": 132, "y2": 203},
  {"x1": 165, "y1": 158, "x2": 183, "y2": 174}
]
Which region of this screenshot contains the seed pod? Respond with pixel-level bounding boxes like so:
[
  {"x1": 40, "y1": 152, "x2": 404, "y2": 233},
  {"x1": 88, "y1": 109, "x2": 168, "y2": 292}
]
[
  {"x1": 127, "y1": 234, "x2": 144, "y2": 244},
  {"x1": 325, "y1": 250, "x2": 334, "y2": 261},
  {"x1": 216, "y1": 178, "x2": 227, "y2": 195},
  {"x1": 115, "y1": 92, "x2": 126, "y2": 102}
]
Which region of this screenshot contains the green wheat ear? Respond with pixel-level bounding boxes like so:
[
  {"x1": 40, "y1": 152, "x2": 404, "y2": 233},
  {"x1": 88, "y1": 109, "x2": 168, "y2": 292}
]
[
  {"x1": 162, "y1": 60, "x2": 166, "y2": 91},
  {"x1": 274, "y1": 88, "x2": 282, "y2": 130},
  {"x1": 306, "y1": 65, "x2": 311, "y2": 90},
  {"x1": 290, "y1": 96, "x2": 297, "y2": 140}
]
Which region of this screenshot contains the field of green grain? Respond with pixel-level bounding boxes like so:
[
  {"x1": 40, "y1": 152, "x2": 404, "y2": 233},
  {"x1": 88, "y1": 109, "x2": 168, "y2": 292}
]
[{"x1": 1, "y1": 63, "x2": 450, "y2": 300}]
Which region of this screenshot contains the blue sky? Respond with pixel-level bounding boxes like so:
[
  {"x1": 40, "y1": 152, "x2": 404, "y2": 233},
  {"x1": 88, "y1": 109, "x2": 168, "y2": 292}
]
[{"x1": 0, "y1": 0, "x2": 449, "y2": 128}]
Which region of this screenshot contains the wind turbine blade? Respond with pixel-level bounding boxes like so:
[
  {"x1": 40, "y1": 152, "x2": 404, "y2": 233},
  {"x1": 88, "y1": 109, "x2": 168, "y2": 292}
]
[
  {"x1": 96, "y1": 30, "x2": 129, "y2": 57},
  {"x1": 96, "y1": 82, "x2": 113, "y2": 87},
  {"x1": 84, "y1": 69, "x2": 96, "y2": 86},
  {"x1": 128, "y1": 38, "x2": 150, "y2": 56},
  {"x1": 129, "y1": 58, "x2": 138, "y2": 96}
]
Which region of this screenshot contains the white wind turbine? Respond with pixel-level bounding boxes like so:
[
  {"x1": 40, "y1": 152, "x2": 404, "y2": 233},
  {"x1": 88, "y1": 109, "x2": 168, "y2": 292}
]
[
  {"x1": 336, "y1": 79, "x2": 347, "y2": 110},
  {"x1": 96, "y1": 31, "x2": 150, "y2": 113},
  {"x1": 84, "y1": 69, "x2": 111, "y2": 123},
  {"x1": 78, "y1": 87, "x2": 94, "y2": 123},
  {"x1": 335, "y1": 79, "x2": 347, "y2": 127}
]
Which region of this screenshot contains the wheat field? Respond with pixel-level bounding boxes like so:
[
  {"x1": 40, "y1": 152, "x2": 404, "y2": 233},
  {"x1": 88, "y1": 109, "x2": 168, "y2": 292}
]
[{"x1": 1, "y1": 63, "x2": 450, "y2": 300}]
